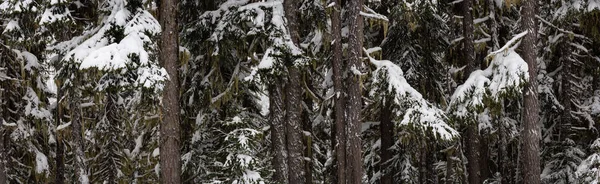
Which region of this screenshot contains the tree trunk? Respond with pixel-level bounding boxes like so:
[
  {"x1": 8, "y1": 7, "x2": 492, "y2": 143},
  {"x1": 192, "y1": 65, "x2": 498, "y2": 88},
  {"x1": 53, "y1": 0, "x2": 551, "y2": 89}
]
[
  {"x1": 461, "y1": 0, "x2": 482, "y2": 183},
  {"x1": 283, "y1": 1, "x2": 306, "y2": 183},
  {"x1": 285, "y1": 67, "x2": 305, "y2": 184},
  {"x1": 331, "y1": 0, "x2": 346, "y2": 183},
  {"x1": 0, "y1": 128, "x2": 5, "y2": 184},
  {"x1": 269, "y1": 82, "x2": 288, "y2": 183},
  {"x1": 303, "y1": 80, "x2": 314, "y2": 184},
  {"x1": 380, "y1": 99, "x2": 394, "y2": 184},
  {"x1": 520, "y1": 0, "x2": 541, "y2": 182},
  {"x1": 346, "y1": 0, "x2": 364, "y2": 183},
  {"x1": 159, "y1": 0, "x2": 181, "y2": 182},
  {"x1": 55, "y1": 84, "x2": 64, "y2": 184},
  {"x1": 70, "y1": 77, "x2": 89, "y2": 183},
  {"x1": 498, "y1": 108, "x2": 510, "y2": 184}
]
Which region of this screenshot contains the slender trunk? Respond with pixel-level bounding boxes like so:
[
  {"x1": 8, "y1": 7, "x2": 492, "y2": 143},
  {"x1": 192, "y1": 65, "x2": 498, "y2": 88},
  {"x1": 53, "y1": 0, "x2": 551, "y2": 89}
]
[
  {"x1": 0, "y1": 128, "x2": 5, "y2": 184},
  {"x1": 70, "y1": 77, "x2": 88, "y2": 183},
  {"x1": 520, "y1": 0, "x2": 540, "y2": 182},
  {"x1": 380, "y1": 99, "x2": 394, "y2": 184},
  {"x1": 488, "y1": 0, "x2": 499, "y2": 50},
  {"x1": 461, "y1": 0, "x2": 481, "y2": 183},
  {"x1": 159, "y1": 0, "x2": 181, "y2": 182},
  {"x1": 303, "y1": 80, "x2": 314, "y2": 184},
  {"x1": 445, "y1": 146, "x2": 455, "y2": 184},
  {"x1": 331, "y1": 0, "x2": 346, "y2": 183},
  {"x1": 346, "y1": 0, "x2": 364, "y2": 183},
  {"x1": 498, "y1": 106, "x2": 509, "y2": 184},
  {"x1": 270, "y1": 83, "x2": 288, "y2": 183},
  {"x1": 480, "y1": 136, "x2": 491, "y2": 181},
  {"x1": 55, "y1": 84, "x2": 64, "y2": 184},
  {"x1": 0, "y1": 77, "x2": 4, "y2": 184}
]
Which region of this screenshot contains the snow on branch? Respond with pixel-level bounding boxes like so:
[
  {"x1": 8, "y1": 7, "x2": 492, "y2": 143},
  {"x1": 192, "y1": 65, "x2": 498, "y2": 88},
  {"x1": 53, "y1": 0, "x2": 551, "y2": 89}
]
[
  {"x1": 449, "y1": 32, "x2": 529, "y2": 118},
  {"x1": 61, "y1": 0, "x2": 166, "y2": 89},
  {"x1": 361, "y1": 5, "x2": 389, "y2": 22},
  {"x1": 202, "y1": 0, "x2": 306, "y2": 75},
  {"x1": 365, "y1": 48, "x2": 458, "y2": 140}
]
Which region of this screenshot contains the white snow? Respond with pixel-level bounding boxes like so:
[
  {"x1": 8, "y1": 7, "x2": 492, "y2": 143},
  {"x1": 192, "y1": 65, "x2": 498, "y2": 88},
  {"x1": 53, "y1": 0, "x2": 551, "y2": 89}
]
[
  {"x1": 23, "y1": 87, "x2": 52, "y2": 120},
  {"x1": 449, "y1": 32, "x2": 529, "y2": 117},
  {"x1": 56, "y1": 122, "x2": 71, "y2": 131},
  {"x1": 61, "y1": 0, "x2": 166, "y2": 89},
  {"x1": 35, "y1": 150, "x2": 49, "y2": 174},
  {"x1": 152, "y1": 148, "x2": 160, "y2": 157},
  {"x1": 589, "y1": 0, "x2": 600, "y2": 11},
  {"x1": 3, "y1": 20, "x2": 20, "y2": 33},
  {"x1": 365, "y1": 48, "x2": 458, "y2": 140}
]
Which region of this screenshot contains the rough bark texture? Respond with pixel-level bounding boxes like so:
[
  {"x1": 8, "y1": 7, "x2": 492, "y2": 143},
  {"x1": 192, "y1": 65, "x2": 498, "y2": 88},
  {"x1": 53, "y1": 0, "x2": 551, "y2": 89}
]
[
  {"x1": 269, "y1": 83, "x2": 289, "y2": 183},
  {"x1": 70, "y1": 77, "x2": 88, "y2": 183},
  {"x1": 461, "y1": 0, "x2": 482, "y2": 183},
  {"x1": 283, "y1": 1, "x2": 306, "y2": 183},
  {"x1": 520, "y1": 0, "x2": 541, "y2": 182},
  {"x1": 331, "y1": 0, "x2": 346, "y2": 183},
  {"x1": 55, "y1": 85, "x2": 64, "y2": 184},
  {"x1": 0, "y1": 128, "x2": 5, "y2": 184},
  {"x1": 346, "y1": 0, "x2": 364, "y2": 183},
  {"x1": 159, "y1": 0, "x2": 181, "y2": 182},
  {"x1": 285, "y1": 67, "x2": 305, "y2": 184},
  {"x1": 498, "y1": 110, "x2": 510, "y2": 184},
  {"x1": 380, "y1": 99, "x2": 394, "y2": 184},
  {"x1": 303, "y1": 82, "x2": 314, "y2": 184}
]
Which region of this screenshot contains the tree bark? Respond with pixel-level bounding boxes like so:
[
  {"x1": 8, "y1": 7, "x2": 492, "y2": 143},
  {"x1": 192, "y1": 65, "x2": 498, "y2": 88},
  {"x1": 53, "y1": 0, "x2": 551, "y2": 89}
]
[
  {"x1": 284, "y1": 67, "x2": 305, "y2": 184},
  {"x1": 331, "y1": 0, "x2": 346, "y2": 183},
  {"x1": 461, "y1": 0, "x2": 482, "y2": 183},
  {"x1": 55, "y1": 84, "x2": 64, "y2": 184},
  {"x1": 303, "y1": 81, "x2": 314, "y2": 184},
  {"x1": 380, "y1": 99, "x2": 394, "y2": 184},
  {"x1": 520, "y1": 0, "x2": 541, "y2": 182},
  {"x1": 269, "y1": 82, "x2": 289, "y2": 183},
  {"x1": 346, "y1": 0, "x2": 364, "y2": 183},
  {"x1": 283, "y1": 1, "x2": 306, "y2": 183},
  {"x1": 0, "y1": 128, "x2": 5, "y2": 184},
  {"x1": 159, "y1": 0, "x2": 181, "y2": 182}
]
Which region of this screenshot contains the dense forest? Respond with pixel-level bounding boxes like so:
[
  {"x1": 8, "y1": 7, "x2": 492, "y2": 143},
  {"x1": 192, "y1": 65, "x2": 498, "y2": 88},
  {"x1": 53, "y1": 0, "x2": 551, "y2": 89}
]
[{"x1": 1, "y1": 0, "x2": 600, "y2": 183}]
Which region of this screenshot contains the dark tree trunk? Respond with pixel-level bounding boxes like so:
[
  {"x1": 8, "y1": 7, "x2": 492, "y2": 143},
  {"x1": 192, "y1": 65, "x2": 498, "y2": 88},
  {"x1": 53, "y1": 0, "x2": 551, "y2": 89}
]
[
  {"x1": 498, "y1": 108, "x2": 510, "y2": 184},
  {"x1": 0, "y1": 128, "x2": 5, "y2": 184},
  {"x1": 158, "y1": 0, "x2": 181, "y2": 182},
  {"x1": 480, "y1": 136, "x2": 491, "y2": 181},
  {"x1": 520, "y1": 0, "x2": 541, "y2": 182},
  {"x1": 283, "y1": 1, "x2": 305, "y2": 183},
  {"x1": 331, "y1": 0, "x2": 346, "y2": 183},
  {"x1": 284, "y1": 66, "x2": 305, "y2": 184},
  {"x1": 461, "y1": 0, "x2": 482, "y2": 183},
  {"x1": 346, "y1": 0, "x2": 364, "y2": 183},
  {"x1": 303, "y1": 80, "x2": 314, "y2": 184},
  {"x1": 380, "y1": 99, "x2": 394, "y2": 184},
  {"x1": 269, "y1": 82, "x2": 289, "y2": 183},
  {"x1": 55, "y1": 84, "x2": 64, "y2": 184}
]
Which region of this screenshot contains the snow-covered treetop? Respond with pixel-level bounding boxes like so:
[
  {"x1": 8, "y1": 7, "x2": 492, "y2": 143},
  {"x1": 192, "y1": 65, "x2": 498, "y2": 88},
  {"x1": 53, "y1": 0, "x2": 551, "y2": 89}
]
[
  {"x1": 449, "y1": 31, "x2": 529, "y2": 118},
  {"x1": 56, "y1": 0, "x2": 166, "y2": 89},
  {"x1": 366, "y1": 48, "x2": 458, "y2": 140},
  {"x1": 199, "y1": 0, "x2": 305, "y2": 73}
]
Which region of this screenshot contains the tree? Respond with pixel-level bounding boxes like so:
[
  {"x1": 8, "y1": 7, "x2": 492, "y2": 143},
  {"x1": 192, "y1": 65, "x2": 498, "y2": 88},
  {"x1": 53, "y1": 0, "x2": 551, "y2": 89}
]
[
  {"x1": 460, "y1": 0, "x2": 482, "y2": 183},
  {"x1": 520, "y1": 0, "x2": 541, "y2": 182},
  {"x1": 345, "y1": 0, "x2": 366, "y2": 183},
  {"x1": 330, "y1": 0, "x2": 346, "y2": 183},
  {"x1": 159, "y1": 0, "x2": 181, "y2": 182}
]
